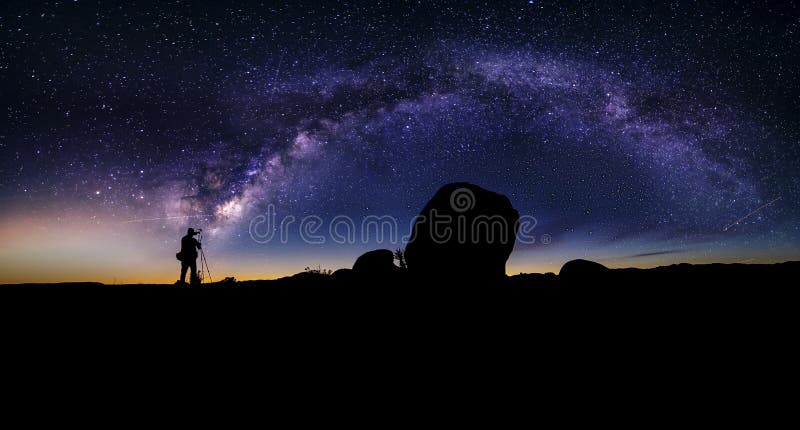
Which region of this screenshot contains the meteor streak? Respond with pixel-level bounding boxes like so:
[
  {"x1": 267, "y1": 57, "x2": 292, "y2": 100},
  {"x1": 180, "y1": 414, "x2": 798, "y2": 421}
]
[{"x1": 723, "y1": 197, "x2": 781, "y2": 231}]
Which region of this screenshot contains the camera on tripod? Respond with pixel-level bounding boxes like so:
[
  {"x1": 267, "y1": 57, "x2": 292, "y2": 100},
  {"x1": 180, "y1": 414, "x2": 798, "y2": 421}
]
[{"x1": 193, "y1": 228, "x2": 211, "y2": 283}]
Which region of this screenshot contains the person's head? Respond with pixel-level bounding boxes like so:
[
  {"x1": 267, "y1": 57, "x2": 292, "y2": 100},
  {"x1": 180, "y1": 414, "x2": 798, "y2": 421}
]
[{"x1": 187, "y1": 228, "x2": 196, "y2": 236}]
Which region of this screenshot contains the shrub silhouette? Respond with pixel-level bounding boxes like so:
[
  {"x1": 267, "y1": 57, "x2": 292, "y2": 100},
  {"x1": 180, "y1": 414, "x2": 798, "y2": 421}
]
[{"x1": 304, "y1": 265, "x2": 333, "y2": 275}]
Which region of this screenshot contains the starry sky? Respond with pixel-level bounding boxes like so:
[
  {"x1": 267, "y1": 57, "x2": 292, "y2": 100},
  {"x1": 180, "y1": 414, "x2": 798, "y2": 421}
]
[{"x1": 1, "y1": 0, "x2": 799, "y2": 283}]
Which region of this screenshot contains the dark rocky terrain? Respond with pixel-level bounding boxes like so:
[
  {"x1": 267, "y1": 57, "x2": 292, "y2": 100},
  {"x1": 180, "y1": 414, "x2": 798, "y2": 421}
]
[{"x1": 4, "y1": 259, "x2": 797, "y2": 292}]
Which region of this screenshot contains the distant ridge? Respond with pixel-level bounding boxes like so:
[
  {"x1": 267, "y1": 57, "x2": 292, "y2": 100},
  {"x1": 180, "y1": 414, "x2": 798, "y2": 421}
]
[{"x1": 3, "y1": 260, "x2": 798, "y2": 291}]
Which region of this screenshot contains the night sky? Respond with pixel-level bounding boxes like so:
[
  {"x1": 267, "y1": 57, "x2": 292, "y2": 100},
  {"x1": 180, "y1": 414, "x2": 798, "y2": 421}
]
[{"x1": 1, "y1": 0, "x2": 799, "y2": 283}]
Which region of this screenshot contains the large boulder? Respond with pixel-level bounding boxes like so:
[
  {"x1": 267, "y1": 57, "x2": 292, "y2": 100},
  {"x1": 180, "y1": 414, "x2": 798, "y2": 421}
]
[
  {"x1": 330, "y1": 268, "x2": 357, "y2": 283},
  {"x1": 352, "y1": 249, "x2": 399, "y2": 277},
  {"x1": 559, "y1": 259, "x2": 610, "y2": 284},
  {"x1": 405, "y1": 183, "x2": 519, "y2": 282}
]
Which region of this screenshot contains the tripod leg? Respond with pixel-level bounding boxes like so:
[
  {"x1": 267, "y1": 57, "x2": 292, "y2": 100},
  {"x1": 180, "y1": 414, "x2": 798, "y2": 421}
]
[{"x1": 200, "y1": 249, "x2": 212, "y2": 283}]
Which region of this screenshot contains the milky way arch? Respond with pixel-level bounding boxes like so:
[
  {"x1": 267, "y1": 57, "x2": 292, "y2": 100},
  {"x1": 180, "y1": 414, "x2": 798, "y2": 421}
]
[{"x1": 162, "y1": 42, "x2": 775, "y2": 245}]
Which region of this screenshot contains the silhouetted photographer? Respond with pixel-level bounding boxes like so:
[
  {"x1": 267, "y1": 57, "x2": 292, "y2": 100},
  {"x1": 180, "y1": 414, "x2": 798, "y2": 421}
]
[{"x1": 176, "y1": 228, "x2": 202, "y2": 285}]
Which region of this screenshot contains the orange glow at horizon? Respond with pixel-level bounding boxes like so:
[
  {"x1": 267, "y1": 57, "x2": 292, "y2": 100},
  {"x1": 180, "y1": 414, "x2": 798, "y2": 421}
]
[
  {"x1": 0, "y1": 212, "x2": 313, "y2": 284},
  {"x1": 2, "y1": 210, "x2": 799, "y2": 285}
]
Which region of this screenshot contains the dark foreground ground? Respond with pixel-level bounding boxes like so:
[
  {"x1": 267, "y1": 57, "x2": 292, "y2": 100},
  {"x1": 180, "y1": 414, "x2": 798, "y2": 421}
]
[
  {"x1": 4, "y1": 261, "x2": 795, "y2": 400},
  {"x1": 3, "y1": 261, "x2": 797, "y2": 341}
]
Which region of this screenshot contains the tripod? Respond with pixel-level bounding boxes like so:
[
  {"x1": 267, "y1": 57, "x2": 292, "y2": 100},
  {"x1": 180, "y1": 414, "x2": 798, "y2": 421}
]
[{"x1": 196, "y1": 230, "x2": 213, "y2": 284}]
